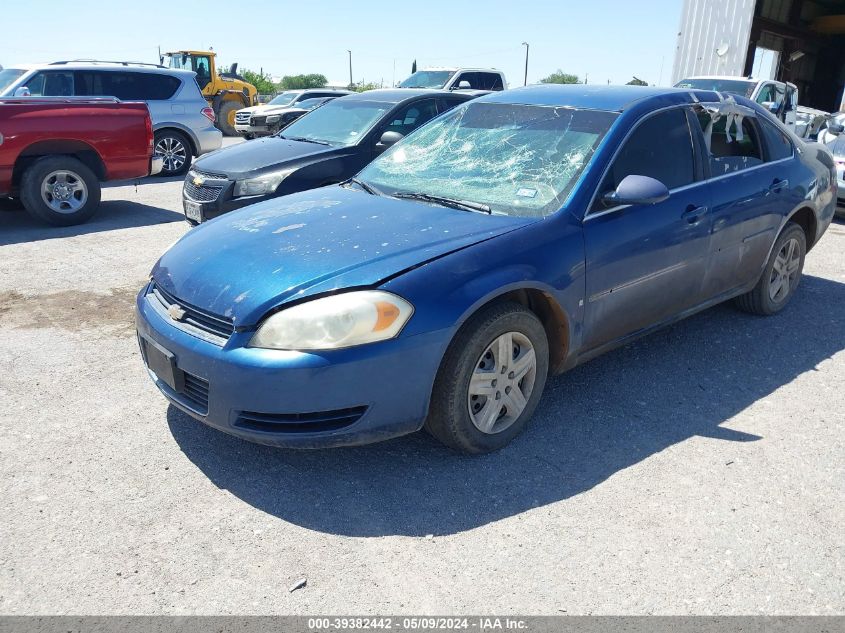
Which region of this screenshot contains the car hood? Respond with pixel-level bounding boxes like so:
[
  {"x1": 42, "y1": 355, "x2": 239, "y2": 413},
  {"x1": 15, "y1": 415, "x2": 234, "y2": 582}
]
[
  {"x1": 192, "y1": 136, "x2": 342, "y2": 179},
  {"x1": 152, "y1": 187, "x2": 537, "y2": 327}
]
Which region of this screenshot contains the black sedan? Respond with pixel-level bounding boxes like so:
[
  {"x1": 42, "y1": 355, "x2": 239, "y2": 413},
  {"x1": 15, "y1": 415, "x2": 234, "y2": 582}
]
[{"x1": 182, "y1": 89, "x2": 480, "y2": 224}]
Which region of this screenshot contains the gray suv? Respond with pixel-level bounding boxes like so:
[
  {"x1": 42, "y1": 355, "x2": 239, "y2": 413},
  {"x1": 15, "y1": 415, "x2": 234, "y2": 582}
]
[{"x1": 0, "y1": 61, "x2": 223, "y2": 176}]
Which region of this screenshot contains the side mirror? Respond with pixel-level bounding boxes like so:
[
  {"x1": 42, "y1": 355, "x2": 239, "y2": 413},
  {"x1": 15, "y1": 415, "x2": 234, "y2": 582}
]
[
  {"x1": 376, "y1": 130, "x2": 404, "y2": 151},
  {"x1": 602, "y1": 175, "x2": 670, "y2": 207},
  {"x1": 762, "y1": 101, "x2": 780, "y2": 113},
  {"x1": 827, "y1": 123, "x2": 844, "y2": 136},
  {"x1": 13, "y1": 86, "x2": 31, "y2": 97},
  {"x1": 453, "y1": 80, "x2": 472, "y2": 90}
]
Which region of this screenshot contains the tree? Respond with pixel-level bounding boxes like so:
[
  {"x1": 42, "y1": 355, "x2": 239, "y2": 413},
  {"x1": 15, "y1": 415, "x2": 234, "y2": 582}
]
[
  {"x1": 351, "y1": 81, "x2": 381, "y2": 93},
  {"x1": 279, "y1": 74, "x2": 329, "y2": 90},
  {"x1": 241, "y1": 69, "x2": 276, "y2": 95},
  {"x1": 626, "y1": 76, "x2": 648, "y2": 86},
  {"x1": 540, "y1": 70, "x2": 581, "y2": 85}
]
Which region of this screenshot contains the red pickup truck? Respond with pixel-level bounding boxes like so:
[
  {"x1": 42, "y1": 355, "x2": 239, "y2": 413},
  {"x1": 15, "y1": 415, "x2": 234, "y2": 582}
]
[{"x1": 0, "y1": 97, "x2": 162, "y2": 225}]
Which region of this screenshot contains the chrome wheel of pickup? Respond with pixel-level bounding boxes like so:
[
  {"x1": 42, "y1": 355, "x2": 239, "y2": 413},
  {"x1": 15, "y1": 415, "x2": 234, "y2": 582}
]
[{"x1": 40, "y1": 170, "x2": 88, "y2": 214}]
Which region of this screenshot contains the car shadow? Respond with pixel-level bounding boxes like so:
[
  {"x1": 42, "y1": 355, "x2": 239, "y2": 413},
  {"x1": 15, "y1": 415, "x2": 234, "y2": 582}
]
[
  {"x1": 101, "y1": 175, "x2": 186, "y2": 189},
  {"x1": 0, "y1": 200, "x2": 185, "y2": 246},
  {"x1": 167, "y1": 274, "x2": 845, "y2": 537}
]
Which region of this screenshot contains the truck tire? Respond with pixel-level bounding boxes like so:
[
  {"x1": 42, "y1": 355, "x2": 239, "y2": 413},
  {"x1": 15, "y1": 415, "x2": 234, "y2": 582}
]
[
  {"x1": 216, "y1": 101, "x2": 240, "y2": 136},
  {"x1": 20, "y1": 156, "x2": 101, "y2": 226},
  {"x1": 154, "y1": 130, "x2": 192, "y2": 177}
]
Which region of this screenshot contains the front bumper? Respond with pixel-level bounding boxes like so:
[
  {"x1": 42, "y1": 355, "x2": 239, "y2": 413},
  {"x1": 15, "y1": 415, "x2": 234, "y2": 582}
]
[
  {"x1": 135, "y1": 284, "x2": 449, "y2": 448},
  {"x1": 181, "y1": 173, "x2": 271, "y2": 224},
  {"x1": 234, "y1": 123, "x2": 272, "y2": 136}
]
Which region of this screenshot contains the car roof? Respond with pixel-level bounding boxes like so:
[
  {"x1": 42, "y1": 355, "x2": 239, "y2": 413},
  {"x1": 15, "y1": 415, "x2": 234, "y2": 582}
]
[
  {"x1": 477, "y1": 84, "x2": 710, "y2": 112},
  {"x1": 418, "y1": 67, "x2": 502, "y2": 73},
  {"x1": 680, "y1": 75, "x2": 759, "y2": 82},
  {"x1": 10, "y1": 62, "x2": 194, "y2": 78},
  {"x1": 339, "y1": 88, "x2": 476, "y2": 104}
]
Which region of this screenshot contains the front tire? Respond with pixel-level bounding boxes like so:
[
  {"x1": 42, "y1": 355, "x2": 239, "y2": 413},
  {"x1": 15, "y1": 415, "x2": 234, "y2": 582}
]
[
  {"x1": 734, "y1": 222, "x2": 806, "y2": 315},
  {"x1": 19, "y1": 156, "x2": 101, "y2": 226},
  {"x1": 154, "y1": 130, "x2": 192, "y2": 177},
  {"x1": 425, "y1": 302, "x2": 549, "y2": 454}
]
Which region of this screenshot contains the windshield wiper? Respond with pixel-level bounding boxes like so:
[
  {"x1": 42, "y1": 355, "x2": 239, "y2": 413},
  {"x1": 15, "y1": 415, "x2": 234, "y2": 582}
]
[
  {"x1": 342, "y1": 177, "x2": 382, "y2": 196},
  {"x1": 393, "y1": 192, "x2": 491, "y2": 214},
  {"x1": 283, "y1": 136, "x2": 331, "y2": 146}
]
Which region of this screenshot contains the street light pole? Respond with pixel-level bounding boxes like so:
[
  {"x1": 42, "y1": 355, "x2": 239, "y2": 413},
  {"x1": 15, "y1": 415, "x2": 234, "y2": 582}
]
[
  {"x1": 522, "y1": 42, "x2": 529, "y2": 86},
  {"x1": 347, "y1": 50, "x2": 353, "y2": 89}
]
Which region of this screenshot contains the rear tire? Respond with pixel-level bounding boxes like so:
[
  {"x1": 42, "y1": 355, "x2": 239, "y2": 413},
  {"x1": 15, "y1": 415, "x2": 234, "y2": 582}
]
[
  {"x1": 734, "y1": 222, "x2": 806, "y2": 315},
  {"x1": 154, "y1": 130, "x2": 192, "y2": 177},
  {"x1": 216, "y1": 101, "x2": 240, "y2": 136},
  {"x1": 20, "y1": 156, "x2": 100, "y2": 226},
  {"x1": 425, "y1": 302, "x2": 549, "y2": 454}
]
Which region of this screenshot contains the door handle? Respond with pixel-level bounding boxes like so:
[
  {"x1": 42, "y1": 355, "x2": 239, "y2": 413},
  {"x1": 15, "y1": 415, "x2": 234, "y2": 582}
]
[
  {"x1": 768, "y1": 179, "x2": 789, "y2": 193},
  {"x1": 682, "y1": 205, "x2": 707, "y2": 224}
]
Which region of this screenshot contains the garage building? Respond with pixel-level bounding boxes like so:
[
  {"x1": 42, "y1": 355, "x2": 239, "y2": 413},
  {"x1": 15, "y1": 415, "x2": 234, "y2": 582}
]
[{"x1": 673, "y1": 0, "x2": 845, "y2": 111}]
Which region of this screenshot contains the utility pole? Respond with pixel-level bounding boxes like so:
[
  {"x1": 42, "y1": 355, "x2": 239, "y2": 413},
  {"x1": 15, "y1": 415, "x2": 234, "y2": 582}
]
[
  {"x1": 347, "y1": 50, "x2": 353, "y2": 89},
  {"x1": 521, "y1": 42, "x2": 530, "y2": 86}
]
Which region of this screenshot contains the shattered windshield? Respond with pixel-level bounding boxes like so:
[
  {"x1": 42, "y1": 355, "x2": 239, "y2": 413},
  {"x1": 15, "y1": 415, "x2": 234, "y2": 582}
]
[{"x1": 358, "y1": 102, "x2": 618, "y2": 217}]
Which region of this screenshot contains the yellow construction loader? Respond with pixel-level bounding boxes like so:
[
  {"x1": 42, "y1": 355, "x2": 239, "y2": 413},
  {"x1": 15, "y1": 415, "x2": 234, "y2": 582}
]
[{"x1": 162, "y1": 50, "x2": 258, "y2": 136}]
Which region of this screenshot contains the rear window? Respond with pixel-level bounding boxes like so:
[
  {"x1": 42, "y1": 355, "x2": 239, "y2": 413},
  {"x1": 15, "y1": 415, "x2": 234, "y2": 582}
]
[{"x1": 75, "y1": 71, "x2": 181, "y2": 100}]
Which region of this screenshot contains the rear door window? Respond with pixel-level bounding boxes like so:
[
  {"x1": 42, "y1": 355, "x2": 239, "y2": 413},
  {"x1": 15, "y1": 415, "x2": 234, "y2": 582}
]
[
  {"x1": 594, "y1": 107, "x2": 696, "y2": 208},
  {"x1": 75, "y1": 71, "x2": 181, "y2": 100},
  {"x1": 758, "y1": 117, "x2": 794, "y2": 161}
]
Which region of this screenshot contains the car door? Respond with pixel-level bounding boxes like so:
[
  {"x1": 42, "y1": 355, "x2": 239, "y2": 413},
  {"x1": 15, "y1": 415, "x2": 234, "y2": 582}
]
[
  {"x1": 582, "y1": 106, "x2": 712, "y2": 351},
  {"x1": 693, "y1": 107, "x2": 796, "y2": 297}
]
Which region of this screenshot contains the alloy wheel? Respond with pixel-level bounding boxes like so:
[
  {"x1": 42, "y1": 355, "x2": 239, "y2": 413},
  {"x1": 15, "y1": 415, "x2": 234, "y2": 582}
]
[
  {"x1": 768, "y1": 237, "x2": 801, "y2": 303},
  {"x1": 155, "y1": 136, "x2": 188, "y2": 173}
]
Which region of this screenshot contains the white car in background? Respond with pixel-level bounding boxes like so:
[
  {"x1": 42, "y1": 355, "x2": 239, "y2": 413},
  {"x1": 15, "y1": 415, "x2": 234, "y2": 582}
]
[
  {"x1": 399, "y1": 67, "x2": 506, "y2": 91},
  {"x1": 675, "y1": 75, "x2": 798, "y2": 130}
]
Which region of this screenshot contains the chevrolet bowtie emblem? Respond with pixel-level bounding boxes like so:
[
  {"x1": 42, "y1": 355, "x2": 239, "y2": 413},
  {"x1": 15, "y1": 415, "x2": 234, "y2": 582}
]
[
  {"x1": 167, "y1": 304, "x2": 187, "y2": 321},
  {"x1": 192, "y1": 175, "x2": 205, "y2": 186}
]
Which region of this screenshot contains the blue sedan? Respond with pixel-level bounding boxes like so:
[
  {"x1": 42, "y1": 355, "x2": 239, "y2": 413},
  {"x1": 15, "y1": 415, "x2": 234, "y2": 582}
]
[{"x1": 136, "y1": 85, "x2": 836, "y2": 453}]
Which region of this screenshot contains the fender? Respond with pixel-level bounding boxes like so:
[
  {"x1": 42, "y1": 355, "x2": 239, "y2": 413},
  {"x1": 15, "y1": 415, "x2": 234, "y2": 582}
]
[{"x1": 152, "y1": 122, "x2": 200, "y2": 155}]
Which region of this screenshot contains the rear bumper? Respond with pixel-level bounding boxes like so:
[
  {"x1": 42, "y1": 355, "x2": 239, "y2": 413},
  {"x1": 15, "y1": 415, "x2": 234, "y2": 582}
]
[
  {"x1": 135, "y1": 284, "x2": 450, "y2": 448},
  {"x1": 150, "y1": 154, "x2": 164, "y2": 176},
  {"x1": 194, "y1": 125, "x2": 223, "y2": 155}
]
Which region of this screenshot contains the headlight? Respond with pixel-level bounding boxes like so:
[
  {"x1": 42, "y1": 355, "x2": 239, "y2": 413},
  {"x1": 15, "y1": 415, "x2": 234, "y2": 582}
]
[
  {"x1": 234, "y1": 168, "x2": 295, "y2": 197},
  {"x1": 265, "y1": 114, "x2": 280, "y2": 123},
  {"x1": 250, "y1": 291, "x2": 414, "y2": 350}
]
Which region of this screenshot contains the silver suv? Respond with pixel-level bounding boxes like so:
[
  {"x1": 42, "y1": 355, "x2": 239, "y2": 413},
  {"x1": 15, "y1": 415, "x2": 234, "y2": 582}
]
[{"x1": 0, "y1": 61, "x2": 223, "y2": 176}]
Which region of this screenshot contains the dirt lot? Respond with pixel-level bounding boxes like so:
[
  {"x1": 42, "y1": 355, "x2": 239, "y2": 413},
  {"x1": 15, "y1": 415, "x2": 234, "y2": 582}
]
[{"x1": 1, "y1": 150, "x2": 843, "y2": 614}]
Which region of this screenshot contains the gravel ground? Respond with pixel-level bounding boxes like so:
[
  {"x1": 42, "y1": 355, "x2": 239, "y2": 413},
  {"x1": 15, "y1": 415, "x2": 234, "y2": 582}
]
[{"x1": 1, "y1": 144, "x2": 843, "y2": 614}]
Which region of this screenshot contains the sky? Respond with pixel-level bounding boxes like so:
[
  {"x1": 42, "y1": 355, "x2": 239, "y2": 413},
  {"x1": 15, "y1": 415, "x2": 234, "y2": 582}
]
[{"x1": 0, "y1": 0, "x2": 682, "y2": 88}]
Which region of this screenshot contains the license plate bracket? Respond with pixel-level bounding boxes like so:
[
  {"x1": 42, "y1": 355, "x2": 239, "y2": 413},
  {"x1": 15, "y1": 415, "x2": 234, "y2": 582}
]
[
  {"x1": 184, "y1": 200, "x2": 203, "y2": 223},
  {"x1": 141, "y1": 336, "x2": 184, "y2": 392}
]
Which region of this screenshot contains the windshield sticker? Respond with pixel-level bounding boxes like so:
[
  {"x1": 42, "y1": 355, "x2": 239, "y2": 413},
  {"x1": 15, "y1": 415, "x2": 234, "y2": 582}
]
[{"x1": 516, "y1": 188, "x2": 537, "y2": 198}]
